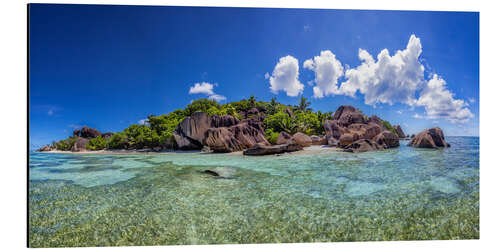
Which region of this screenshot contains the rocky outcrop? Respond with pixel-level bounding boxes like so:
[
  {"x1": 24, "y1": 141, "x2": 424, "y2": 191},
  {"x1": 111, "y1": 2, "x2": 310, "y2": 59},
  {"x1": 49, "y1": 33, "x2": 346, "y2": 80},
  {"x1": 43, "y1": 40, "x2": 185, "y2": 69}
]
[
  {"x1": 79, "y1": 126, "x2": 102, "y2": 139},
  {"x1": 203, "y1": 127, "x2": 244, "y2": 153},
  {"x1": 243, "y1": 143, "x2": 303, "y2": 156},
  {"x1": 71, "y1": 137, "x2": 89, "y2": 152},
  {"x1": 292, "y1": 132, "x2": 312, "y2": 147},
  {"x1": 310, "y1": 135, "x2": 327, "y2": 145},
  {"x1": 276, "y1": 131, "x2": 292, "y2": 145},
  {"x1": 373, "y1": 131, "x2": 400, "y2": 148},
  {"x1": 37, "y1": 145, "x2": 52, "y2": 152},
  {"x1": 285, "y1": 108, "x2": 293, "y2": 117},
  {"x1": 246, "y1": 108, "x2": 259, "y2": 117},
  {"x1": 211, "y1": 115, "x2": 240, "y2": 128},
  {"x1": 393, "y1": 125, "x2": 406, "y2": 138},
  {"x1": 175, "y1": 112, "x2": 211, "y2": 147},
  {"x1": 173, "y1": 111, "x2": 270, "y2": 152},
  {"x1": 333, "y1": 105, "x2": 366, "y2": 126},
  {"x1": 323, "y1": 120, "x2": 345, "y2": 146},
  {"x1": 323, "y1": 105, "x2": 402, "y2": 152},
  {"x1": 230, "y1": 122, "x2": 269, "y2": 149},
  {"x1": 408, "y1": 127, "x2": 450, "y2": 148}
]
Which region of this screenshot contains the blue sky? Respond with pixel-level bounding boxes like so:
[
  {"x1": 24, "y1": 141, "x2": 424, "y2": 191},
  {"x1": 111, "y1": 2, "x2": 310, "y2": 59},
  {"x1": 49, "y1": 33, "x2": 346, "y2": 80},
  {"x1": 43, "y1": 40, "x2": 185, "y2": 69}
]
[{"x1": 29, "y1": 4, "x2": 479, "y2": 148}]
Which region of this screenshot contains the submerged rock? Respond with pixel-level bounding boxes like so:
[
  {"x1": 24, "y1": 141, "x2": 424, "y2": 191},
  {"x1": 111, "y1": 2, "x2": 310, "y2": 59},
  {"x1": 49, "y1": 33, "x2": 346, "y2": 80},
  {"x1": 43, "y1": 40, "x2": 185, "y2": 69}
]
[
  {"x1": 408, "y1": 127, "x2": 450, "y2": 148},
  {"x1": 243, "y1": 143, "x2": 303, "y2": 156},
  {"x1": 201, "y1": 167, "x2": 236, "y2": 179}
]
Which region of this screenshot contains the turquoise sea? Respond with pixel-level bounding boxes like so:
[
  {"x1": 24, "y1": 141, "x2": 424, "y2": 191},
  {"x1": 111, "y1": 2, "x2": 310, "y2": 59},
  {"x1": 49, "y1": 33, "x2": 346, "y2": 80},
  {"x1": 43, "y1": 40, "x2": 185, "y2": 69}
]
[{"x1": 28, "y1": 137, "x2": 479, "y2": 247}]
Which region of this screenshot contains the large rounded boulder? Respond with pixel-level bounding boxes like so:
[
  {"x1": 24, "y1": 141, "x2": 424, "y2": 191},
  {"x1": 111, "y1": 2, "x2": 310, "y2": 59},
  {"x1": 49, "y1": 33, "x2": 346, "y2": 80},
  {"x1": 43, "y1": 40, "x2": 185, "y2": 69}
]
[
  {"x1": 276, "y1": 131, "x2": 292, "y2": 145},
  {"x1": 408, "y1": 127, "x2": 450, "y2": 148},
  {"x1": 373, "y1": 131, "x2": 400, "y2": 148},
  {"x1": 292, "y1": 132, "x2": 312, "y2": 147}
]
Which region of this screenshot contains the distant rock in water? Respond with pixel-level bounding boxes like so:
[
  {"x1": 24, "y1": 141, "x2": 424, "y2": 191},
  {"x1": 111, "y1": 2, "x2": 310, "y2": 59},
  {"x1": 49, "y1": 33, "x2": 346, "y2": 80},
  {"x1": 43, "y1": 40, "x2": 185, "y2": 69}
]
[
  {"x1": 408, "y1": 127, "x2": 450, "y2": 148},
  {"x1": 393, "y1": 125, "x2": 406, "y2": 138},
  {"x1": 243, "y1": 143, "x2": 303, "y2": 156}
]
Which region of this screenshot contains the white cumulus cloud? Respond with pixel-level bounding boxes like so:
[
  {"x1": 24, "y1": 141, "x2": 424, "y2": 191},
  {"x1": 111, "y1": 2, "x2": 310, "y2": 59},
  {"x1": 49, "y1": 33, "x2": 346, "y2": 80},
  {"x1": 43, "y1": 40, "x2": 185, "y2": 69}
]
[
  {"x1": 416, "y1": 74, "x2": 474, "y2": 123},
  {"x1": 338, "y1": 35, "x2": 424, "y2": 106},
  {"x1": 189, "y1": 82, "x2": 215, "y2": 95},
  {"x1": 188, "y1": 82, "x2": 226, "y2": 102},
  {"x1": 268, "y1": 55, "x2": 304, "y2": 97},
  {"x1": 303, "y1": 50, "x2": 344, "y2": 98}
]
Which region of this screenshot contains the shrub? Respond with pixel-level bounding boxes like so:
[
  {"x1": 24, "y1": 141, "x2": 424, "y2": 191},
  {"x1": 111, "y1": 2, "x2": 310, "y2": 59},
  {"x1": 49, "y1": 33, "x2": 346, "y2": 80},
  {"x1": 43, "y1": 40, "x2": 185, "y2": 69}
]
[
  {"x1": 86, "y1": 136, "x2": 107, "y2": 151},
  {"x1": 53, "y1": 137, "x2": 76, "y2": 151},
  {"x1": 108, "y1": 132, "x2": 129, "y2": 149},
  {"x1": 265, "y1": 129, "x2": 279, "y2": 144}
]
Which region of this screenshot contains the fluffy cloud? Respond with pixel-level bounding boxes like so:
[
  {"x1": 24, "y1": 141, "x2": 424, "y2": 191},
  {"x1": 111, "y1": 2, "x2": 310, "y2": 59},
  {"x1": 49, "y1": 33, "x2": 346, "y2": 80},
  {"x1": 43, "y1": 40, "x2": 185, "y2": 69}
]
[
  {"x1": 138, "y1": 119, "x2": 149, "y2": 125},
  {"x1": 338, "y1": 35, "x2": 424, "y2": 106},
  {"x1": 189, "y1": 82, "x2": 215, "y2": 95},
  {"x1": 268, "y1": 55, "x2": 304, "y2": 97},
  {"x1": 416, "y1": 74, "x2": 474, "y2": 123},
  {"x1": 188, "y1": 82, "x2": 226, "y2": 102},
  {"x1": 303, "y1": 50, "x2": 344, "y2": 98}
]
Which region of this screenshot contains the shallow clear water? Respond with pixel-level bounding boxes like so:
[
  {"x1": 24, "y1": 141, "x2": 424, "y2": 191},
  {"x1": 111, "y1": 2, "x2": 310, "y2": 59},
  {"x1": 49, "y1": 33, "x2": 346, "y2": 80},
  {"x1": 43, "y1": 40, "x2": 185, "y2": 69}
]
[{"x1": 28, "y1": 137, "x2": 479, "y2": 247}]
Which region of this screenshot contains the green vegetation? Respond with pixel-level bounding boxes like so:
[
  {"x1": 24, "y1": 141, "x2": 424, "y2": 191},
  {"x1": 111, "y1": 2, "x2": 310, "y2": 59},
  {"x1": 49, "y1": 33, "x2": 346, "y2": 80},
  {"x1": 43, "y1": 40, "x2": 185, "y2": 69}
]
[
  {"x1": 86, "y1": 136, "x2": 107, "y2": 151},
  {"x1": 52, "y1": 137, "x2": 76, "y2": 151},
  {"x1": 382, "y1": 120, "x2": 398, "y2": 135}
]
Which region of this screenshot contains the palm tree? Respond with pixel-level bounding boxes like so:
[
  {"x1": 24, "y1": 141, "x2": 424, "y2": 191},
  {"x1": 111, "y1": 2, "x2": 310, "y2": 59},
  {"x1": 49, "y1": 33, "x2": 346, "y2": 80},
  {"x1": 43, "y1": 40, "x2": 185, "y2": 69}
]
[
  {"x1": 248, "y1": 94, "x2": 257, "y2": 108},
  {"x1": 297, "y1": 96, "x2": 311, "y2": 112}
]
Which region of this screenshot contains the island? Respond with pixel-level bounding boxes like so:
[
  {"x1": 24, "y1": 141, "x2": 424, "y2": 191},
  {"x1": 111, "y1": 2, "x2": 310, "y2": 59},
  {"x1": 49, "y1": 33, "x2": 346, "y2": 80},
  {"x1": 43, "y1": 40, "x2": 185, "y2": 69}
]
[{"x1": 37, "y1": 96, "x2": 449, "y2": 155}]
